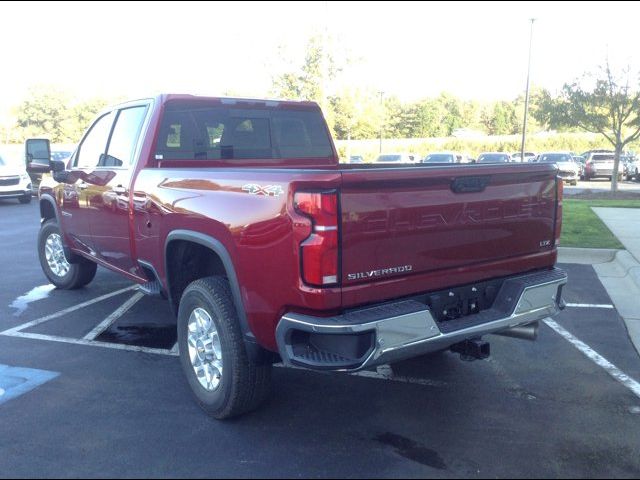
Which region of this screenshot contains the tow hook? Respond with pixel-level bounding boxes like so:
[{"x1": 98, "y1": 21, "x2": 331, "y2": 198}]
[{"x1": 450, "y1": 338, "x2": 490, "y2": 361}]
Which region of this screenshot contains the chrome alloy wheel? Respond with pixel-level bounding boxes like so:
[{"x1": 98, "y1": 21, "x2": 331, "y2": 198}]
[
  {"x1": 187, "y1": 307, "x2": 223, "y2": 391},
  {"x1": 44, "y1": 233, "x2": 70, "y2": 277}
]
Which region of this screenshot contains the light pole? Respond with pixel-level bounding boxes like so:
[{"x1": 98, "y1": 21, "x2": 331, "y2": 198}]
[
  {"x1": 379, "y1": 90, "x2": 384, "y2": 154},
  {"x1": 520, "y1": 18, "x2": 535, "y2": 163}
]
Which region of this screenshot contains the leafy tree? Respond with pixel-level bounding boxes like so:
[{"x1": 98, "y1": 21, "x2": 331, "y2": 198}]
[
  {"x1": 14, "y1": 86, "x2": 72, "y2": 142},
  {"x1": 271, "y1": 35, "x2": 340, "y2": 104},
  {"x1": 63, "y1": 97, "x2": 110, "y2": 143},
  {"x1": 330, "y1": 89, "x2": 383, "y2": 140},
  {"x1": 13, "y1": 86, "x2": 111, "y2": 143},
  {"x1": 543, "y1": 60, "x2": 640, "y2": 191},
  {"x1": 482, "y1": 101, "x2": 519, "y2": 135},
  {"x1": 436, "y1": 93, "x2": 464, "y2": 136}
]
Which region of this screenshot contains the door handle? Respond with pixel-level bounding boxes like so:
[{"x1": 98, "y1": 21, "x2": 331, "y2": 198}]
[{"x1": 112, "y1": 185, "x2": 127, "y2": 195}]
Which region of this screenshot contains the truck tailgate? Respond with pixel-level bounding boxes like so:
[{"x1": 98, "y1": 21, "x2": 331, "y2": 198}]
[{"x1": 340, "y1": 164, "x2": 559, "y2": 287}]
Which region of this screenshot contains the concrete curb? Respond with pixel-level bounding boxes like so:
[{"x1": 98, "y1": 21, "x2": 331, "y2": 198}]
[
  {"x1": 557, "y1": 247, "x2": 619, "y2": 265},
  {"x1": 561, "y1": 249, "x2": 640, "y2": 355}
]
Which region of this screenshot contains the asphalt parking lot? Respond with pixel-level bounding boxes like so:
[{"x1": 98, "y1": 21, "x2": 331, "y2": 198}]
[
  {"x1": 1, "y1": 199, "x2": 640, "y2": 478},
  {"x1": 564, "y1": 178, "x2": 640, "y2": 195}
]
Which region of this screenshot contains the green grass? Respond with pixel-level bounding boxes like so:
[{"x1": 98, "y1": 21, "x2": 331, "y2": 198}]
[{"x1": 561, "y1": 199, "x2": 640, "y2": 248}]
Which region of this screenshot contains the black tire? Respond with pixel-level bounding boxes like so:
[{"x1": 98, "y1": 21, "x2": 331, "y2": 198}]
[
  {"x1": 177, "y1": 276, "x2": 271, "y2": 419},
  {"x1": 571, "y1": 180, "x2": 577, "y2": 186},
  {"x1": 38, "y1": 219, "x2": 97, "y2": 289},
  {"x1": 18, "y1": 193, "x2": 32, "y2": 204}
]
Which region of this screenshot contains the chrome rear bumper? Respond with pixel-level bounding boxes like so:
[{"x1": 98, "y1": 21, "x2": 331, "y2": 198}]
[{"x1": 276, "y1": 268, "x2": 567, "y2": 371}]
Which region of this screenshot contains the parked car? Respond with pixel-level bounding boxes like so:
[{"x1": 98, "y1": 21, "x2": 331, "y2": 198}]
[
  {"x1": 572, "y1": 155, "x2": 586, "y2": 180},
  {"x1": 375, "y1": 153, "x2": 416, "y2": 163},
  {"x1": 477, "y1": 152, "x2": 512, "y2": 163},
  {"x1": 583, "y1": 152, "x2": 623, "y2": 181},
  {"x1": 28, "y1": 94, "x2": 567, "y2": 419},
  {"x1": 422, "y1": 152, "x2": 472, "y2": 164},
  {"x1": 580, "y1": 149, "x2": 613, "y2": 158},
  {"x1": 0, "y1": 153, "x2": 33, "y2": 204},
  {"x1": 536, "y1": 152, "x2": 580, "y2": 186},
  {"x1": 628, "y1": 156, "x2": 639, "y2": 181},
  {"x1": 348, "y1": 155, "x2": 364, "y2": 164},
  {"x1": 511, "y1": 152, "x2": 537, "y2": 163},
  {"x1": 620, "y1": 154, "x2": 636, "y2": 181}
]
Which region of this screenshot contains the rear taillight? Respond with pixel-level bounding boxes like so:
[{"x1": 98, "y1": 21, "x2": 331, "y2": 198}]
[{"x1": 294, "y1": 191, "x2": 339, "y2": 287}]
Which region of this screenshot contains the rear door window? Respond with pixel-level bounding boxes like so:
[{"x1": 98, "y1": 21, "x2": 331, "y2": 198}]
[{"x1": 156, "y1": 103, "x2": 333, "y2": 160}]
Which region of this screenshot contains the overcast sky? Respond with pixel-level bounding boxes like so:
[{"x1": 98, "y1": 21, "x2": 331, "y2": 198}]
[{"x1": 0, "y1": 0, "x2": 638, "y2": 117}]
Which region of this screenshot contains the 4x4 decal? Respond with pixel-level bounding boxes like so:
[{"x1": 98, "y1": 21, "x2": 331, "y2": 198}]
[{"x1": 242, "y1": 184, "x2": 285, "y2": 197}]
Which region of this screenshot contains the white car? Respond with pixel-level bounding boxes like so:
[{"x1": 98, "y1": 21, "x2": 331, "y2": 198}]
[
  {"x1": 0, "y1": 153, "x2": 32, "y2": 204},
  {"x1": 375, "y1": 153, "x2": 417, "y2": 164},
  {"x1": 511, "y1": 152, "x2": 537, "y2": 163},
  {"x1": 536, "y1": 152, "x2": 580, "y2": 185}
]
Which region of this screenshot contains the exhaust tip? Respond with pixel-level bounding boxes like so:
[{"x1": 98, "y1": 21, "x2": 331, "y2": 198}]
[{"x1": 494, "y1": 322, "x2": 539, "y2": 341}]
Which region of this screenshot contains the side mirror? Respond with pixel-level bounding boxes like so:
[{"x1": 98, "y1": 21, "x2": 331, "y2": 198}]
[{"x1": 25, "y1": 138, "x2": 52, "y2": 174}]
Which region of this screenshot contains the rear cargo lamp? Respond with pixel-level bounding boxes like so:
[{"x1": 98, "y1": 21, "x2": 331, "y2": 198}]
[{"x1": 294, "y1": 191, "x2": 339, "y2": 287}]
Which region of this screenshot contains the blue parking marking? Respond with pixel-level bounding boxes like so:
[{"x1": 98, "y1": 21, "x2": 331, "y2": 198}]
[{"x1": 0, "y1": 364, "x2": 59, "y2": 406}]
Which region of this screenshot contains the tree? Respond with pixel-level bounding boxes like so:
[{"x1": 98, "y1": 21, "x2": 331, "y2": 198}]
[
  {"x1": 14, "y1": 86, "x2": 72, "y2": 142},
  {"x1": 271, "y1": 35, "x2": 344, "y2": 135},
  {"x1": 13, "y1": 86, "x2": 112, "y2": 143},
  {"x1": 271, "y1": 35, "x2": 341, "y2": 104},
  {"x1": 330, "y1": 89, "x2": 383, "y2": 140},
  {"x1": 544, "y1": 60, "x2": 640, "y2": 191}
]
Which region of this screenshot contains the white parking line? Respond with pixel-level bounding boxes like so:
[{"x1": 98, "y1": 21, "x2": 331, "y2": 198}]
[
  {"x1": 0, "y1": 286, "x2": 137, "y2": 336},
  {"x1": 565, "y1": 303, "x2": 615, "y2": 309},
  {"x1": 5, "y1": 331, "x2": 178, "y2": 357},
  {"x1": 544, "y1": 318, "x2": 640, "y2": 399},
  {"x1": 84, "y1": 292, "x2": 144, "y2": 340}
]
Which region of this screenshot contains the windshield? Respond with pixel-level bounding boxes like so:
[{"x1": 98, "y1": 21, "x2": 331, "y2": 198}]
[
  {"x1": 593, "y1": 154, "x2": 615, "y2": 161},
  {"x1": 423, "y1": 154, "x2": 454, "y2": 163},
  {"x1": 376, "y1": 155, "x2": 402, "y2": 162},
  {"x1": 539, "y1": 153, "x2": 573, "y2": 163},
  {"x1": 477, "y1": 153, "x2": 509, "y2": 163}
]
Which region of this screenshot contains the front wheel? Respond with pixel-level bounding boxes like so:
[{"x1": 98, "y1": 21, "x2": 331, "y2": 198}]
[
  {"x1": 178, "y1": 276, "x2": 271, "y2": 419},
  {"x1": 38, "y1": 219, "x2": 97, "y2": 289},
  {"x1": 19, "y1": 193, "x2": 32, "y2": 204}
]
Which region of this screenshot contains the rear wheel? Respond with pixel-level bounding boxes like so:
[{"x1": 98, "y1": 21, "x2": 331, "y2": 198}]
[
  {"x1": 38, "y1": 219, "x2": 97, "y2": 289},
  {"x1": 177, "y1": 276, "x2": 271, "y2": 419}
]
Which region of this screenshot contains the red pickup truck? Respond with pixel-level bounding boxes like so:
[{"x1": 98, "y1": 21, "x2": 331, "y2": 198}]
[{"x1": 27, "y1": 94, "x2": 567, "y2": 419}]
